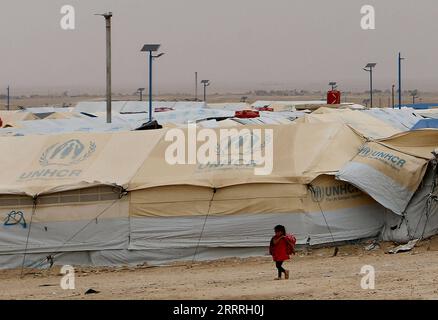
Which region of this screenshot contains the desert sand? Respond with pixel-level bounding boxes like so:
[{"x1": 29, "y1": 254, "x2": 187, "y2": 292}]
[{"x1": 1, "y1": 237, "x2": 438, "y2": 300}]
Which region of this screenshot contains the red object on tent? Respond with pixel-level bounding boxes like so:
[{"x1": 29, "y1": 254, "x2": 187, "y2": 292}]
[
  {"x1": 255, "y1": 106, "x2": 274, "y2": 112},
  {"x1": 327, "y1": 90, "x2": 341, "y2": 104},
  {"x1": 154, "y1": 107, "x2": 174, "y2": 113},
  {"x1": 235, "y1": 110, "x2": 260, "y2": 118},
  {"x1": 0, "y1": 117, "x2": 3, "y2": 128}
]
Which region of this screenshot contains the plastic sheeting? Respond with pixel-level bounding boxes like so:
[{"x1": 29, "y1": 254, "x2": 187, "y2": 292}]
[
  {"x1": 0, "y1": 205, "x2": 384, "y2": 269},
  {"x1": 0, "y1": 113, "x2": 150, "y2": 136},
  {"x1": 364, "y1": 108, "x2": 421, "y2": 131},
  {"x1": 412, "y1": 118, "x2": 438, "y2": 130},
  {"x1": 129, "y1": 207, "x2": 384, "y2": 250},
  {"x1": 382, "y1": 163, "x2": 438, "y2": 242},
  {"x1": 337, "y1": 140, "x2": 431, "y2": 215}
]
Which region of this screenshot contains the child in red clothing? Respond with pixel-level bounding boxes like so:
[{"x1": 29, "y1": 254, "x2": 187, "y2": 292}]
[{"x1": 269, "y1": 225, "x2": 290, "y2": 280}]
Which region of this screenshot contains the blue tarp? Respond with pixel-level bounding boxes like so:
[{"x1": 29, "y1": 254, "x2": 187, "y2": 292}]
[
  {"x1": 401, "y1": 103, "x2": 438, "y2": 110},
  {"x1": 411, "y1": 118, "x2": 438, "y2": 130}
]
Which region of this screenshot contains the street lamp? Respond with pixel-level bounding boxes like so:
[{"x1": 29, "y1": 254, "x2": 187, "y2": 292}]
[
  {"x1": 398, "y1": 53, "x2": 405, "y2": 109},
  {"x1": 95, "y1": 12, "x2": 113, "y2": 123},
  {"x1": 141, "y1": 44, "x2": 164, "y2": 122},
  {"x1": 201, "y1": 80, "x2": 210, "y2": 102},
  {"x1": 329, "y1": 82, "x2": 337, "y2": 91},
  {"x1": 137, "y1": 88, "x2": 145, "y2": 101},
  {"x1": 362, "y1": 99, "x2": 370, "y2": 109},
  {"x1": 6, "y1": 86, "x2": 10, "y2": 111},
  {"x1": 195, "y1": 72, "x2": 198, "y2": 101},
  {"x1": 410, "y1": 90, "x2": 419, "y2": 104},
  {"x1": 363, "y1": 63, "x2": 377, "y2": 108}
]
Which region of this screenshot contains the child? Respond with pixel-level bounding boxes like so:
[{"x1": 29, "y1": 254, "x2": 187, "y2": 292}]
[{"x1": 269, "y1": 225, "x2": 291, "y2": 280}]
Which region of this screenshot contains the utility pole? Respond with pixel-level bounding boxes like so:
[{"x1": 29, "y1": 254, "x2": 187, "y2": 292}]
[
  {"x1": 201, "y1": 80, "x2": 210, "y2": 103},
  {"x1": 137, "y1": 88, "x2": 145, "y2": 101},
  {"x1": 105, "y1": 13, "x2": 112, "y2": 123},
  {"x1": 6, "y1": 86, "x2": 10, "y2": 111},
  {"x1": 141, "y1": 44, "x2": 164, "y2": 123},
  {"x1": 363, "y1": 63, "x2": 376, "y2": 109},
  {"x1": 410, "y1": 90, "x2": 418, "y2": 104},
  {"x1": 370, "y1": 68, "x2": 373, "y2": 108},
  {"x1": 96, "y1": 12, "x2": 113, "y2": 123},
  {"x1": 398, "y1": 52, "x2": 404, "y2": 109},
  {"x1": 195, "y1": 72, "x2": 198, "y2": 101}
]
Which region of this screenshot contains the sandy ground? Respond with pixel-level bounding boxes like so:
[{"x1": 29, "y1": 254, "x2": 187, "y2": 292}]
[{"x1": 1, "y1": 237, "x2": 438, "y2": 300}]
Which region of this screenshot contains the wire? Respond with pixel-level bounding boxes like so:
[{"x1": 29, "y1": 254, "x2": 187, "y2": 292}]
[
  {"x1": 190, "y1": 187, "x2": 217, "y2": 267},
  {"x1": 308, "y1": 185, "x2": 338, "y2": 256},
  {"x1": 20, "y1": 197, "x2": 37, "y2": 278},
  {"x1": 20, "y1": 187, "x2": 126, "y2": 275}
]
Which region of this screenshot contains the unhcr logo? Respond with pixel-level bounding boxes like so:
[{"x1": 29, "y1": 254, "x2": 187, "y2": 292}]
[
  {"x1": 358, "y1": 146, "x2": 406, "y2": 169},
  {"x1": 40, "y1": 139, "x2": 96, "y2": 167},
  {"x1": 217, "y1": 131, "x2": 270, "y2": 158},
  {"x1": 310, "y1": 186, "x2": 324, "y2": 202},
  {"x1": 358, "y1": 146, "x2": 372, "y2": 157},
  {"x1": 164, "y1": 123, "x2": 274, "y2": 176},
  {"x1": 311, "y1": 183, "x2": 361, "y2": 202},
  {"x1": 18, "y1": 139, "x2": 96, "y2": 181}
]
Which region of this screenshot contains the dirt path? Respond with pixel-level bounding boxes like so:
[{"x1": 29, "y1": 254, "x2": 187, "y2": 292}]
[{"x1": 1, "y1": 238, "x2": 438, "y2": 300}]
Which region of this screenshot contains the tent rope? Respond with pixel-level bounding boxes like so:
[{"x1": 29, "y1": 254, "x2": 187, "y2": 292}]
[
  {"x1": 190, "y1": 187, "x2": 217, "y2": 267},
  {"x1": 20, "y1": 186, "x2": 126, "y2": 276},
  {"x1": 20, "y1": 197, "x2": 38, "y2": 278},
  {"x1": 308, "y1": 185, "x2": 339, "y2": 256}
]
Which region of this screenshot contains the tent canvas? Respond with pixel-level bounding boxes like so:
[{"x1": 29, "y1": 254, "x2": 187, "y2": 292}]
[{"x1": 0, "y1": 122, "x2": 437, "y2": 269}]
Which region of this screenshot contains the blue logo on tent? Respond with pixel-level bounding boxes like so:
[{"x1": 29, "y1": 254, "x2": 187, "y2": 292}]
[{"x1": 3, "y1": 211, "x2": 27, "y2": 229}]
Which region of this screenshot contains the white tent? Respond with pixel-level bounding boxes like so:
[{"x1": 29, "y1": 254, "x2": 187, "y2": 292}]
[{"x1": 0, "y1": 115, "x2": 436, "y2": 269}]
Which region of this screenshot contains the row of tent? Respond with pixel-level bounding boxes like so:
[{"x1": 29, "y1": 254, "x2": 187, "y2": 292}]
[
  {"x1": 0, "y1": 101, "x2": 437, "y2": 269},
  {"x1": 1, "y1": 101, "x2": 437, "y2": 136}
]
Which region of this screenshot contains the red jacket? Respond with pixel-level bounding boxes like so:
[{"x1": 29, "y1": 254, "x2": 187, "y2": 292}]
[{"x1": 269, "y1": 236, "x2": 290, "y2": 262}]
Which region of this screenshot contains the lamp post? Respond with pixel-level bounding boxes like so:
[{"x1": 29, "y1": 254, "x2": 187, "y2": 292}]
[
  {"x1": 95, "y1": 12, "x2": 113, "y2": 123},
  {"x1": 363, "y1": 99, "x2": 370, "y2": 109},
  {"x1": 195, "y1": 72, "x2": 198, "y2": 101},
  {"x1": 137, "y1": 88, "x2": 145, "y2": 101},
  {"x1": 410, "y1": 90, "x2": 418, "y2": 104},
  {"x1": 398, "y1": 52, "x2": 405, "y2": 109},
  {"x1": 141, "y1": 44, "x2": 164, "y2": 123},
  {"x1": 363, "y1": 63, "x2": 377, "y2": 108},
  {"x1": 6, "y1": 86, "x2": 10, "y2": 111},
  {"x1": 329, "y1": 82, "x2": 337, "y2": 91},
  {"x1": 201, "y1": 80, "x2": 210, "y2": 103}
]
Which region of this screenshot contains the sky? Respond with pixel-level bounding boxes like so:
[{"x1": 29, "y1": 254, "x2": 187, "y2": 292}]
[{"x1": 1, "y1": 0, "x2": 438, "y2": 95}]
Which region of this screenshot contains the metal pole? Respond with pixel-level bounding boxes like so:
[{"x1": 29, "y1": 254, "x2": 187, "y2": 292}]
[
  {"x1": 398, "y1": 52, "x2": 402, "y2": 109},
  {"x1": 105, "y1": 13, "x2": 112, "y2": 124},
  {"x1": 195, "y1": 72, "x2": 198, "y2": 101},
  {"x1": 392, "y1": 85, "x2": 395, "y2": 109},
  {"x1": 149, "y1": 51, "x2": 153, "y2": 123},
  {"x1": 203, "y1": 83, "x2": 206, "y2": 102},
  {"x1": 370, "y1": 68, "x2": 373, "y2": 108},
  {"x1": 6, "y1": 86, "x2": 10, "y2": 111}
]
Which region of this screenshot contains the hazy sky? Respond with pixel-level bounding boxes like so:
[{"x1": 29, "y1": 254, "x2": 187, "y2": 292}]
[{"x1": 1, "y1": 0, "x2": 438, "y2": 94}]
